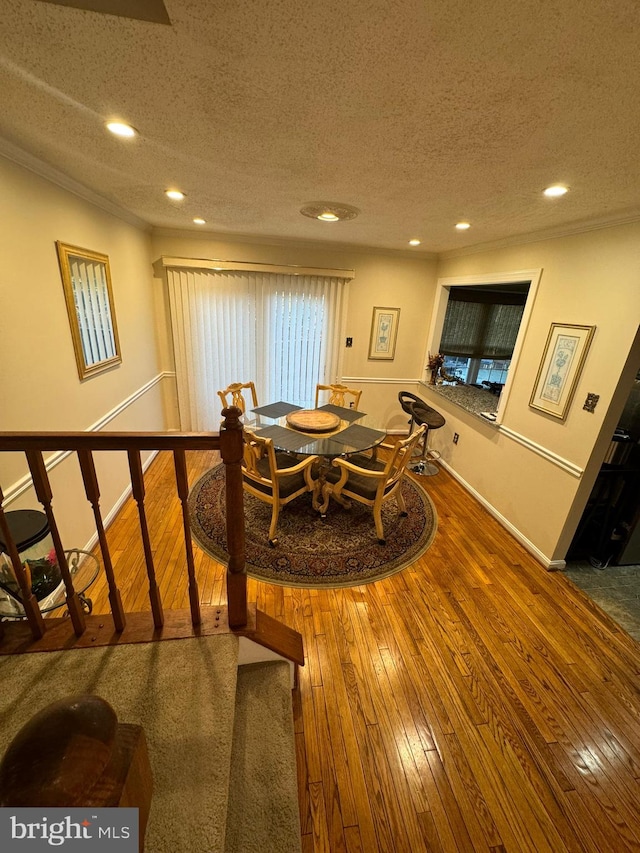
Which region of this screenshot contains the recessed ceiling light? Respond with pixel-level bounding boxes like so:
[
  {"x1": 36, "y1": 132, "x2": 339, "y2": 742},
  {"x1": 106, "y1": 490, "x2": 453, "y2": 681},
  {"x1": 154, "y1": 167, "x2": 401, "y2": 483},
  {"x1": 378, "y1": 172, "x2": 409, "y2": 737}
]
[
  {"x1": 408, "y1": 239, "x2": 421, "y2": 246},
  {"x1": 300, "y1": 202, "x2": 360, "y2": 222},
  {"x1": 455, "y1": 222, "x2": 471, "y2": 230},
  {"x1": 543, "y1": 184, "x2": 568, "y2": 197},
  {"x1": 193, "y1": 217, "x2": 206, "y2": 225},
  {"x1": 106, "y1": 121, "x2": 137, "y2": 138},
  {"x1": 165, "y1": 189, "x2": 185, "y2": 201}
]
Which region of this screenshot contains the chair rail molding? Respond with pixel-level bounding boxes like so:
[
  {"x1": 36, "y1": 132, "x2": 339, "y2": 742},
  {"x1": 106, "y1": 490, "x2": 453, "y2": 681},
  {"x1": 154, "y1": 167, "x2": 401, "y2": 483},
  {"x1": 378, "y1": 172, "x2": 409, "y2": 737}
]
[
  {"x1": 497, "y1": 425, "x2": 583, "y2": 478},
  {"x1": 3, "y1": 372, "x2": 171, "y2": 506}
]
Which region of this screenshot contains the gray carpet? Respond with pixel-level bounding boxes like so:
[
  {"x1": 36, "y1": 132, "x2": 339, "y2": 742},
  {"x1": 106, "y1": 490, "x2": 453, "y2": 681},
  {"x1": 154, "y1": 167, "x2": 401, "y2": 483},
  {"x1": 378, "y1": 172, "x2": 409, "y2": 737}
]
[
  {"x1": 225, "y1": 662, "x2": 302, "y2": 853},
  {"x1": 0, "y1": 635, "x2": 299, "y2": 852}
]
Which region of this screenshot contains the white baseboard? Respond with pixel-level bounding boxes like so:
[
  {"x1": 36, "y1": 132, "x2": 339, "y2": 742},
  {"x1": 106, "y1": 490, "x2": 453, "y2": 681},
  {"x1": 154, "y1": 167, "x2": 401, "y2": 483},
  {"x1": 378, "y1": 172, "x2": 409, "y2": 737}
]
[{"x1": 438, "y1": 458, "x2": 557, "y2": 570}]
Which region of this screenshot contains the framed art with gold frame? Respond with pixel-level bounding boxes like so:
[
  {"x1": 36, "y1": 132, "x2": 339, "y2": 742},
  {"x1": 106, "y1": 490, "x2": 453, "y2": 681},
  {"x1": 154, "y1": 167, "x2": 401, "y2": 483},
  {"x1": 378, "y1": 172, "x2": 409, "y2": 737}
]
[
  {"x1": 368, "y1": 306, "x2": 400, "y2": 360},
  {"x1": 529, "y1": 322, "x2": 595, "y2": 420}
]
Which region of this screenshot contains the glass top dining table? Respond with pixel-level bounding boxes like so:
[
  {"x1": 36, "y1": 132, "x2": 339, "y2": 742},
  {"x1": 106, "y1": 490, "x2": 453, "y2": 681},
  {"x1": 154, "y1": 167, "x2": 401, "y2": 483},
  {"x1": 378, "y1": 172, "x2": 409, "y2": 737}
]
[{"x1": 243, "y1": 401, "x2": 387, "y2": 459}]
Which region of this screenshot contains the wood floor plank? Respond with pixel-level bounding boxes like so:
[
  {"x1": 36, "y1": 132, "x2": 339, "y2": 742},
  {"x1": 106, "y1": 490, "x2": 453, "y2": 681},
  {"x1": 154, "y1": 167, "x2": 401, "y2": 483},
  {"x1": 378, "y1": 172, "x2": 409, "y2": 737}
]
[
  {"x1": 311, "y1": 685, "x2": 349, "y2": 852},
  {"x1": 314, "y1": 629, "x2": 359, "y2": 828},
  {"x1": 73, "y1": 450, "x2": 640, "y2": 852}
]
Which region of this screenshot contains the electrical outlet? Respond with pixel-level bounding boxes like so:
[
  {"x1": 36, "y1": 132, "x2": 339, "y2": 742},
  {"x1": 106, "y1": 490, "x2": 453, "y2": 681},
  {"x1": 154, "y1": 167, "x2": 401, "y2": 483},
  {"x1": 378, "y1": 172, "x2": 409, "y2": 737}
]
[
  {"x1": 453, "y1": 433, "x2": 459, "y2": 444},
  {"x1": 345, "y1": 337, "x2": 353, "y2": 347}
]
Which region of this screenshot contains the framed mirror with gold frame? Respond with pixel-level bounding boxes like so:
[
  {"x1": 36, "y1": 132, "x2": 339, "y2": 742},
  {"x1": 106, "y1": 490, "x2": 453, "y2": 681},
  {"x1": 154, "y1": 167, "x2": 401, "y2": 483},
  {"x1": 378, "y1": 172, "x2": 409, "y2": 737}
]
[{"x1": 56, "y1": 242, "x2": 122, "y2": 380}]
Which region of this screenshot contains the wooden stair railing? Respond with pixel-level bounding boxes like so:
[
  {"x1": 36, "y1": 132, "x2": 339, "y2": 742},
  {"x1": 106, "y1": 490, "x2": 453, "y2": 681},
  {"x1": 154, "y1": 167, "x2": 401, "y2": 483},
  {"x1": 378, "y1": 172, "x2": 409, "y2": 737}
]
[{"x1": 0, "y1": 407, "x2": 247, "y2": 642}]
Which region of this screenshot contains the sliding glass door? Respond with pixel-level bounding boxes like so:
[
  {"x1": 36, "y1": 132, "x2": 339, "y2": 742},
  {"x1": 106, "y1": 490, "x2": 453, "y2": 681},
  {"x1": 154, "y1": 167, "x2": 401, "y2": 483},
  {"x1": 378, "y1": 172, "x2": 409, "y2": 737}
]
[{"x1": 166, "y1": 267, "x2": 348, "y2": 430}]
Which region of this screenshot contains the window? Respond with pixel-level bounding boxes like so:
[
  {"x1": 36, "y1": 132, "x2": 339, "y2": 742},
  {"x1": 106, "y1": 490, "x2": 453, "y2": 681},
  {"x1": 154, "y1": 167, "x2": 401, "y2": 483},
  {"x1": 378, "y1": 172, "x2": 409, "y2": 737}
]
[
  {"x1": 426, "y1": 269, "x2": 542, "y2": 420},
  {"x1": 165, "y1": 266, "x2": 348, "y2": 430},
  {"x1": 439, "y1": 284, "x2": 528, "y2": 386},
  {"x1": 443, "y1": 356, "x2": 511, "y2": 385}
]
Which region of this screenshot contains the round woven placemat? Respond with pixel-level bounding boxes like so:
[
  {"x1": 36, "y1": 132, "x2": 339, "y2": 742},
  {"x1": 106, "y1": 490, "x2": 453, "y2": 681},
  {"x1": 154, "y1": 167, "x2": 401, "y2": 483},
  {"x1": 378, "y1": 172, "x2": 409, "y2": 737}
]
[{"x1": 285, "y1": 409, "x2": 340, "y2": 433}]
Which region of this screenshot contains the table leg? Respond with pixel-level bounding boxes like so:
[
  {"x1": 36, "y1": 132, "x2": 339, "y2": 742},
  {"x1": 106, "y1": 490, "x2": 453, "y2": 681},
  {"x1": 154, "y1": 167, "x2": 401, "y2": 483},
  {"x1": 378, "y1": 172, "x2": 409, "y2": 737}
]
[{"x1": 312, "y1": 458, "x2": 332, "y2": 516}]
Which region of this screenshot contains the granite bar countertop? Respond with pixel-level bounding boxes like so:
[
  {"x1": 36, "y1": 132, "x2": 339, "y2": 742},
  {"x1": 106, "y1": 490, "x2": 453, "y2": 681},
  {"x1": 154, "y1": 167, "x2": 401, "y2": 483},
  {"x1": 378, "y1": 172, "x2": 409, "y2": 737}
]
[{"x1": 421, "y1": 382, "x2": 499, "y2": 421}]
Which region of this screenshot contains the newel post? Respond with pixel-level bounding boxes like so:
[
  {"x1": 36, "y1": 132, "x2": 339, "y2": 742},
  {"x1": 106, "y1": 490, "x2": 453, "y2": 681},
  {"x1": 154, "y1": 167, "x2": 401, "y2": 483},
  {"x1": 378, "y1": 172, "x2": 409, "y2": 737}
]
[{"x1": 220, "y1": 406, "x2": 247, "y2": 628}]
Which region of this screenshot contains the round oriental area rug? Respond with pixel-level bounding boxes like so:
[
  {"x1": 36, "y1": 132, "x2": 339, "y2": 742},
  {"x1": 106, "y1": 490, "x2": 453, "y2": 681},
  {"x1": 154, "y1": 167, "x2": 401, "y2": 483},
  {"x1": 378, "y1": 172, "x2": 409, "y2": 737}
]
[{"x1": 188, "y1": 465, "x2": 438, "y2": 589}]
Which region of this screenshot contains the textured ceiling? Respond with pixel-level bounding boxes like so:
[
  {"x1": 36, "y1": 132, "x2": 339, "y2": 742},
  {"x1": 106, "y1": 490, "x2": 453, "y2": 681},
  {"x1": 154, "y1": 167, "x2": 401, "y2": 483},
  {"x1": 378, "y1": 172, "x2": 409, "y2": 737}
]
[{"x1": 1, "y1": 0, "x2": 640, "y2": 253}]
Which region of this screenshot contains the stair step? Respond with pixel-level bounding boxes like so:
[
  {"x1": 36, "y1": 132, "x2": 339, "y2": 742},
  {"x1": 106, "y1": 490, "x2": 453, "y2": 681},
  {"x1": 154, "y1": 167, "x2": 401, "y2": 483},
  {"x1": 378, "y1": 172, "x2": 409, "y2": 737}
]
[
  {"x1": 224, "y1": 661, "x2": 302, "y2": 853},
  {"x1": 0, "y1": 634, "x2": 241, "y2": 853}
]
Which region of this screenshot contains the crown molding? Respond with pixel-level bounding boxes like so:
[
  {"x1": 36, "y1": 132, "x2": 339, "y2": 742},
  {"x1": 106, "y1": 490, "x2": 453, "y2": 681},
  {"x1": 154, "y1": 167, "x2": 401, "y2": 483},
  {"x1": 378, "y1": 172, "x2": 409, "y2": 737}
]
[
  {"x1": 438, "y1": 209, "x2": 640, "y2": 260},
  {"x1": 0, "y1": 137, "x2": 151, "y2": 232},
  {"x1": 151, "y1": 226, "x2": 438, "y2": 261},
  {"x1": 5, "y1": 135, "x2": 636, "y2": 259}
]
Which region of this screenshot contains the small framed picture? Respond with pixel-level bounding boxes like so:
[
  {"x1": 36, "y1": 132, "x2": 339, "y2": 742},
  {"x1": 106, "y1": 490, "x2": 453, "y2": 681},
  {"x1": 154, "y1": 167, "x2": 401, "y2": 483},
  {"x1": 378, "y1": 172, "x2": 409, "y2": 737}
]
[
  {"x1": 368, "y1": 307, "x2": 400, "y2": 360},
  {"x1": 529, "y1": 323, "x2": 595, "y2": 420}
]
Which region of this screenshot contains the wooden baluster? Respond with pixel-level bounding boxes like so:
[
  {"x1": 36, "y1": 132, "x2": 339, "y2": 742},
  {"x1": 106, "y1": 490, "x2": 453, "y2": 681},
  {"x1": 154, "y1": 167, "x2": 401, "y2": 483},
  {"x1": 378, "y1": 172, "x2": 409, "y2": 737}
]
[
  {"x1": 127, "y1": 450, "x2": 164, "y2": 629},
  {"x1": 25, "y1": 450, "x2": 85, "y2": 636},
  {"x1": 173, "y1": 449, "x2": 201, "y2": 627},
  {"x1": 0, "y1": 486, "x2": 46, "y2": 639},
  {"x1": 220, "y1": 406, "x2": 247, "y2": 628},
  {"x1": 77, "y1": 450, "x2": 126, "y2": 632}
]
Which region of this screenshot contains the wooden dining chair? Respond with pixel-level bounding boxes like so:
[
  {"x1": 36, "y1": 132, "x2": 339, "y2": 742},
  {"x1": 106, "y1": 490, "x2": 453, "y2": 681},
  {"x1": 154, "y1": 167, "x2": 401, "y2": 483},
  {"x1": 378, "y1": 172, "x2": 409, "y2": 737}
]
[
  {"x1": 325, "y1": 425, "x2": 427, "y2": 545},
  {"x1": 315, "y1": 383, "x2": 362, "y2": 410},
  {"x1": 242, "y1": 428, "x2": 318, "y2": 546},
  {"x1": 217, "y1": 381, "x2": 258, "y2": 414}
]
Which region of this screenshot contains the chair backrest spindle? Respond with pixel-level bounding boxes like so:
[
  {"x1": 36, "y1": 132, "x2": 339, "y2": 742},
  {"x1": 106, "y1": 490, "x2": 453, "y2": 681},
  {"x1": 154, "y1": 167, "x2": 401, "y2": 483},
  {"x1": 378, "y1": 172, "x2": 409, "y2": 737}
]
[
  {"x1": 315, "y1": 383, "x2": 362, "y2": 410},
  {"x1": 217, "y1": 381, "x2": 258, "y2": 415}
]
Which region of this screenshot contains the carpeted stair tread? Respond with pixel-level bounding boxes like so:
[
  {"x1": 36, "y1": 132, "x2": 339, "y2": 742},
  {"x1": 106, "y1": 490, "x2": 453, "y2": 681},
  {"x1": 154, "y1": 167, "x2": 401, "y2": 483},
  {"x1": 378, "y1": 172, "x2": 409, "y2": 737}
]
[
  {"x1": 224, "y1": 661, "x2": 302, "y2": 853},
  {"x1": 0, "y1": 634, "x2": 240, "y2": 853}
]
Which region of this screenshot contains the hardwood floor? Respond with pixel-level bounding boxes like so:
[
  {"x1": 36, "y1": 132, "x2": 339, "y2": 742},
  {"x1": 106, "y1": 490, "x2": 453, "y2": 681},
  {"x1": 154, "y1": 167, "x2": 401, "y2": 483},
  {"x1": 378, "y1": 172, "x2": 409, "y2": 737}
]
[{"x1": 87, "y1": 449, "x2": 640, "y2": 852}]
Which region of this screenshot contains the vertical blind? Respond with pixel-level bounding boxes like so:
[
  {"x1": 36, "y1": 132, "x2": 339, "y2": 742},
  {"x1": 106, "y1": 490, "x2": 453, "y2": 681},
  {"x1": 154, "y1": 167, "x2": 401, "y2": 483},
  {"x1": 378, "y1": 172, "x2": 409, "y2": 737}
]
[{"x1": 166, "y1": 268, "x2": 348, "y2": 430}]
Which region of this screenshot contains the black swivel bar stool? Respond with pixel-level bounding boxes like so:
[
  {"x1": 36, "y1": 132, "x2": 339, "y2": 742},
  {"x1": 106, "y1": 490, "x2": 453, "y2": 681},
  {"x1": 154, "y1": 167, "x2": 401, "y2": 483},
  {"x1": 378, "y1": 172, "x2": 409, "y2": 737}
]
[{"x1": 398, "y1": 391, "x2": 446, "y2": 475}]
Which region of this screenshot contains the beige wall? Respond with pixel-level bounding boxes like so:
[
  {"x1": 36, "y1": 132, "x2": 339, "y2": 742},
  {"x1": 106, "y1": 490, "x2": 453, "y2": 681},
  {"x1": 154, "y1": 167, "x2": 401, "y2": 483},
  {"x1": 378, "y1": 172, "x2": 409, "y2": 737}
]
[
  {"x1": 0, "y1": 156, "x2": 168, "y2": 549},
  {"x1": 150, "y1": 230, "x2": 438, "y2": 430},
  {"x1": 430, "y1": 224, "x2": 640, "y2": 564},
  {"x1": 3, "y1": 154, "x2": 638, "y2": 570}
]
